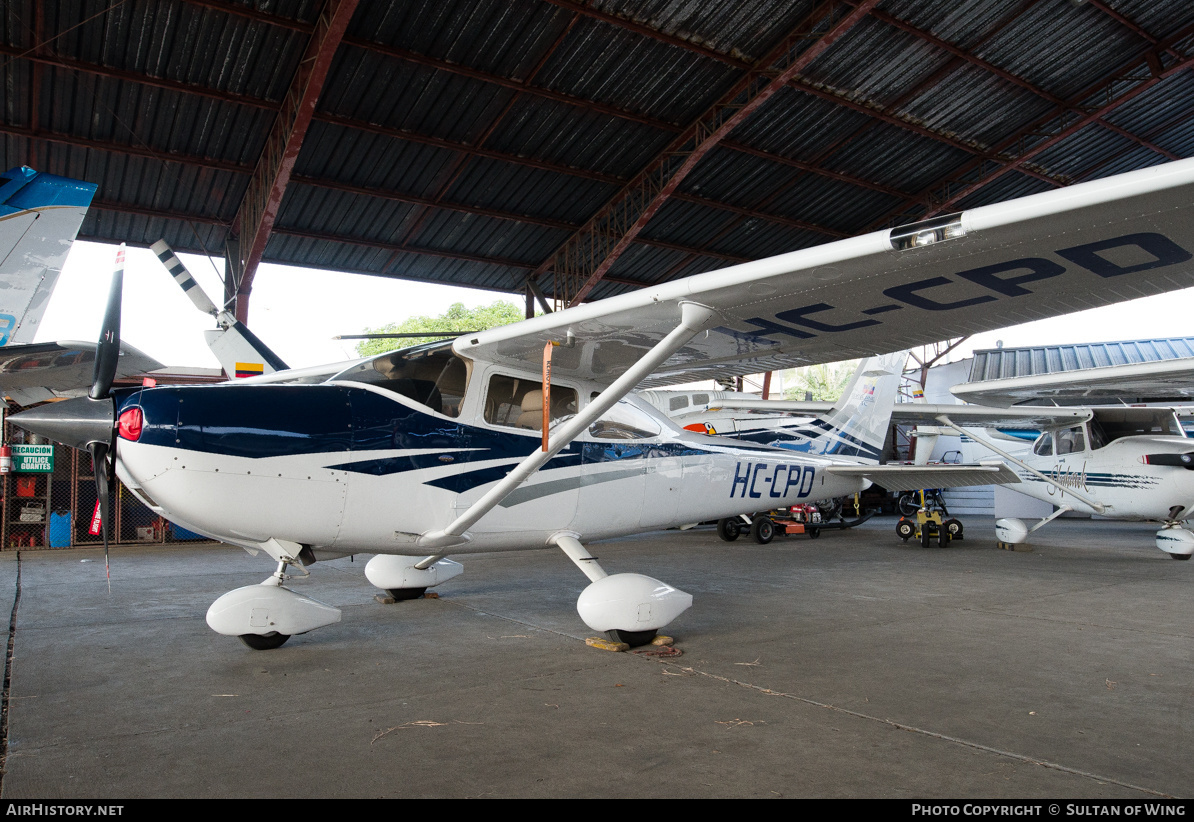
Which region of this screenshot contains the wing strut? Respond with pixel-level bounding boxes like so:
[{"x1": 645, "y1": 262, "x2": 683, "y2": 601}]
[
  {"x1": 414, "y1": 301, "x2": 718, "y2": 551},
  {"x1": 935, "y1": 415, "x2": 1106, "y2": 514}
]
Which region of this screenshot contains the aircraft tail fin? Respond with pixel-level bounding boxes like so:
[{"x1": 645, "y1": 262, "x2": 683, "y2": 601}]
[
  {"x1": 151, "y1": 240, "x2": 288, "y2": 378},
  {"x1": 791, "y1": 351, "x2": 907, "y2": 463},
  {"x1": 203, "y1": 322, "x2": 289, "y2": 378},
  {"x1": 0, "y1": 167, "x2": 97, "y2": 346}
]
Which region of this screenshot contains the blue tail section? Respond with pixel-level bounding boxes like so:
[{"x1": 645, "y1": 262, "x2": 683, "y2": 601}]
[
  {"x1": 0, "y1": 167, "x2": 97, "y2": 346},
  {"x1": 736, "y1": 351, "x2": 907, "y2": 463}
]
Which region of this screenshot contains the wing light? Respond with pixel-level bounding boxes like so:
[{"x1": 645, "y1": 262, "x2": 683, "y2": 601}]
[{"x1": 890, "y1": 213, "x2": 966, "y2": 251}]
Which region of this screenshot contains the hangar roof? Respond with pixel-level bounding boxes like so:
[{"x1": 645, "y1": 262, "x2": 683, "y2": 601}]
[
  {"x1": 5, "y1": 0, "x2": 1194, "y2": 322},
  {"x1": 969, "y1": 337, "x2": 1194, "y2": 382}
]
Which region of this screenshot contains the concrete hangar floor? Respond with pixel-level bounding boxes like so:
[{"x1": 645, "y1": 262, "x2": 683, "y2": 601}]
[{"x1": 0, "y1": 515, "x2": 1188, "y2": 799}]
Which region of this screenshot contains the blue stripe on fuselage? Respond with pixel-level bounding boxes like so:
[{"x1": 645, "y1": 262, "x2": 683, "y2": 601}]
[
  {"x1": 728, "y1": 420, "x2": 883, "y2": 461},
  {"x1": 122, "y1": 384, "x2": 744, "y2": 495}
]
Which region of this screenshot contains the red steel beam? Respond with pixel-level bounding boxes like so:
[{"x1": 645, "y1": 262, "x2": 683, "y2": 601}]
[
  {"x1": 925, "y1": 54, "x2": 1194, "y2": 215},
  {"x1": 229, "y1": 0, "x2": 359, "y2": 323},
  {"x1": 167, "y1": 3, "x2": 936, "y2": 205},
  {"x1": 2, "y1": 22, "x2": 921, "y2": 213},
  {"x1": 163, "y1": 1, "x2": 1088, "y2": 195},
  {"x1": 863, "y1": 4, "x2": 1180, "y2": 163},
  {"x1": 866, "y1": 23, "x2": 1194, "y2": 231},
  {"x1": 0, "y1": 124, "x2": 762, "y2": 266},
  {"x1": 554, "y1": 0, "x2": 883, "y2": 306}
]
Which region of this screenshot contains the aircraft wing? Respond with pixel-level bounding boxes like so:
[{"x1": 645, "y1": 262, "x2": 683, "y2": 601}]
[
  {"x1": 0, "y1": 340, "x2": 164, "y2": 406},
  {"x1": 682, "y1": 399, "x2": 836, "y2": 419},
  {"x1": 951, "y1": 357, "x2": 1194, "y2": 407},
  {"x1": 825, "y1": 461, "x2": 1021, "y2": 492},
  {"x1": 699, "y1": 398, "x2": 1090, "y2": 429},
  {"x1": 457, "y1": 158, "x2": 1194, "y2": 387}
]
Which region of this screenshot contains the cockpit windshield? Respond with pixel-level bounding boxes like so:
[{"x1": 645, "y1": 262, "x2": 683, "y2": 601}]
[
  {"x1": 330, "y1": 341, "x2": 470, "y2": 417},
  {"x1": 1090, "y1": 409, "x2": 1185, "y2": 446}
]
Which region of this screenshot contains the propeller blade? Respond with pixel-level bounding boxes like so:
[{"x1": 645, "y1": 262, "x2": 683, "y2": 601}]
[
  {"x1": 89, "y1": 244, "x2": 125, "y2": 401},
  {"x1": 88, "y1": 440, "x2": 111, "y2": 592},
  {"x1": 150, "y1": 239, "x2": 219, "y2": 317}
]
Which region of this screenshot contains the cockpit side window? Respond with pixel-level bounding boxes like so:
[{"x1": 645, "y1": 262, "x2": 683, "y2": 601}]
[
  {"x1": 1056, "y1": 426, "x2": 1085, "y2": 455},
  {"x1": 485, "y1": 374, "x2": 578, "y2": 431},
  {"x1": 331, "y1": 343, "x2": 470, "y2": 417},
  {"x1": 1032, "y1": 432, "x2": 1054, "y2": 457}
]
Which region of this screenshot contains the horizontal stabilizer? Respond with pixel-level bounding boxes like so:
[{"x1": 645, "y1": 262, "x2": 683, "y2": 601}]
[
  {"x1": 825, "y1": 461, "x2": 1020, "y2": 492},
  {"x1": 0, "y1": 340, "x2": 163, "y2": 406},
  {"x1": 718, "y1": 398, "x2": 1090, "y2": 429}
]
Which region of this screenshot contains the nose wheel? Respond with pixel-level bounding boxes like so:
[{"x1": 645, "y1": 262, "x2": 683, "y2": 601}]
[
  {"x1": 239, "y1": 632, "x2": 290, "y2": 650},
  {"x1": 606, "y1": 629, "x2": 658, "y2": 647}
]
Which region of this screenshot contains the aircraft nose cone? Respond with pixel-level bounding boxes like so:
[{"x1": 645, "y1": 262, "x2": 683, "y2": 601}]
[{"x1": 9, "y1": 395, "x2": 115, "y2": 450}]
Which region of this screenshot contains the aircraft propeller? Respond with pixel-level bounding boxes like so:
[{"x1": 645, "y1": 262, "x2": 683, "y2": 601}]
[
  {"x1": 88, "y1": 245, "x2": 126, "y2": 587},
  {"x1": 9, "y1": 245, "x2": 127, "y2": 589}
]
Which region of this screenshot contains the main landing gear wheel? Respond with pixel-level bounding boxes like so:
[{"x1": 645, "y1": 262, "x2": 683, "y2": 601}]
[
  {"x1": 607, "y1": 629, "x2": 657, "y2": 647},
  {"x1": 716, "y1": 518, "x2": 741, "y2": 542},
  {"x1": 1171, "y1": 553, "x2": 1192, "y2": 561},
  {"x1": 386, "y1": 587, "x2": 428, "y2": 600},
  {"x1": 750, "y1": 516, "x2": 775, "y2": 544},
  {"x1": 239, "y1": 632, "x2": 290, "y2": 650}
]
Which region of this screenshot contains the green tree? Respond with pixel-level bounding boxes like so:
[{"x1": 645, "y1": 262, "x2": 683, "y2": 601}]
[
  {"x1": 782, "y1": 359, "x2": 859, "y2": 402},
  {"x1": 355, "y1": 300, "x2": 525, "y2": 357}
]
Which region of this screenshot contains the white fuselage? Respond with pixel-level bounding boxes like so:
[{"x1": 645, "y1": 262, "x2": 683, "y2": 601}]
[
  {"x1": 999, "y1": 434, "x2": 1194, "y2": 521},
  {"x1": 112, "y1": 381, "x2": 868, "y2": 554}
]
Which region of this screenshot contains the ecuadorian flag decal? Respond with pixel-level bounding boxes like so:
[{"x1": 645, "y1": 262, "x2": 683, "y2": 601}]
[{"x1": 235, "y1": 362, "x2": 264, "y2": 379}]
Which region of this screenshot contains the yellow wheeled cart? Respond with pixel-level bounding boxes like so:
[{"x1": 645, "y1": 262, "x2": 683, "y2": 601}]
[{"x1": 894, "y1": 490, "x2": 963, "y2": 547}]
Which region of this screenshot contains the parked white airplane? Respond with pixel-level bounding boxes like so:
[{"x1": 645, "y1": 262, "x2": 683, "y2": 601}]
[
  {"x1": 13, "y1": 157, "x2": 1194, "y2": 649},
  {"x1": 706, "y1": 386, "x2": 1194, "y2": 560},
  {"x1": 945, "y1": 359, "x2": 1194, "y2": 557},
  {"x1": 0, "y1": 166, "x2": 162, "y2": 405}
]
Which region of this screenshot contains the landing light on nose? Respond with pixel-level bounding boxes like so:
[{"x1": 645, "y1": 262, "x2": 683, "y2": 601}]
[{"x1": 118, "y1": 407, "x2": 143, "y2": 441}]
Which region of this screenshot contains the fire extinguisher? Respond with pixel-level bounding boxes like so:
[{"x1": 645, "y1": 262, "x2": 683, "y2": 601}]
[{"x1": 0, "y1": 444, "x2": 11, "y2": 474}]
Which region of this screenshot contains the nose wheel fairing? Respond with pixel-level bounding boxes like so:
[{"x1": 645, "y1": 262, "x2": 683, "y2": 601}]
[
  {"x1": 205, "y1": 577, "x2": 342, "y2": 646},
  {"x1": 1155, "y1": 526, "x2": 1194, "y2": 558}
]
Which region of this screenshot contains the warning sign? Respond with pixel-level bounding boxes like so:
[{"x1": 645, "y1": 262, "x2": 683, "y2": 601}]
[{"x1": 12, "y1": 444, "x2": 53, "y2": 473}]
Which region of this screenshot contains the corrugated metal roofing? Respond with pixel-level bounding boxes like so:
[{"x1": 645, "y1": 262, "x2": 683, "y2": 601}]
[
  {"x1": 4, "y1": 0, "x2": 1194, "y2": 316},
  {"x1": 968, "y1": 338, "x2": 1194, "y2": 383}
]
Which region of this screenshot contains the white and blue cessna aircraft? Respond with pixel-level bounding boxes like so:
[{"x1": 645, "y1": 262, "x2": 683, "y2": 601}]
[{"x1": 14, "y1": 157, "x2": 1194, "y2": 650}]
